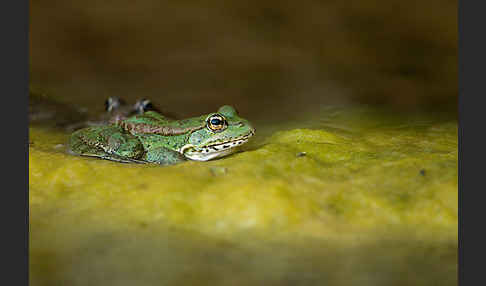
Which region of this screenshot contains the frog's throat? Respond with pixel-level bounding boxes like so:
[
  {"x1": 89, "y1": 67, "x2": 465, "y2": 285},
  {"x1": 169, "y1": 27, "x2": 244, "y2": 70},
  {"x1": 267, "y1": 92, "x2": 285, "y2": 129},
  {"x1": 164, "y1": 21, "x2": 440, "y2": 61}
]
[
  {"x1": 183, "y1": 148, "x2": 236, "y2": 161},
  {"x1": 120, "y1": 121, "x2": 205, "y2": 136}
]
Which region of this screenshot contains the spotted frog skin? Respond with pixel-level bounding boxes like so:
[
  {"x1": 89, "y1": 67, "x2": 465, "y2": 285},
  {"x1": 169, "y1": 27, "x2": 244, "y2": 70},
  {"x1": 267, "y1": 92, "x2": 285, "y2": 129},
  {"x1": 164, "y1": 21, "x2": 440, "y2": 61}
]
[{"x1": 68, "y1": 105, "x2": 255, "y2": 165}]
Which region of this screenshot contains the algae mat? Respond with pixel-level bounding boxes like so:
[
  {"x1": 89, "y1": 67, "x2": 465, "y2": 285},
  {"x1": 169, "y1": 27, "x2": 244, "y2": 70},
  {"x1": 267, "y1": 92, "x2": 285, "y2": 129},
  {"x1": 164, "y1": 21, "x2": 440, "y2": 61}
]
[{"x1": 29, "y1": 106, "x2": 457, "y2": 286}]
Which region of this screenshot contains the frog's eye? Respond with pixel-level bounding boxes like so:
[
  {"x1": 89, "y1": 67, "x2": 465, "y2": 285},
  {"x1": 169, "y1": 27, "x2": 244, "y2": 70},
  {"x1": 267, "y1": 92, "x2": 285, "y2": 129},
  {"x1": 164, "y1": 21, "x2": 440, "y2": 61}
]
[{"x1": 206, "y1": 114, "x2": 227, "y2": 132}]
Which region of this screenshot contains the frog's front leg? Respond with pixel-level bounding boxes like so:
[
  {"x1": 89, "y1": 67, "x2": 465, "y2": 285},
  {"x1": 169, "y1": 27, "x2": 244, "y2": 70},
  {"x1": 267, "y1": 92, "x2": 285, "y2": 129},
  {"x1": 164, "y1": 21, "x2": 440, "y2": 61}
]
[
  {"x1": 69, "y1": 126, "x2": 146, "y2": 163},
  {"x1": 143, "y1": 146, "x2": 186, "y2": 165}
]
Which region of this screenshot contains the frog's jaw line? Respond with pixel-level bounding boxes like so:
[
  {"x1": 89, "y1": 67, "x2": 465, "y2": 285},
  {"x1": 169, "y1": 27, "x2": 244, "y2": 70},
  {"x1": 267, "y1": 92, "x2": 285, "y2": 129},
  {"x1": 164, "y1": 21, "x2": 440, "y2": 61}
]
[
  {"x1": 180, "y1": 128, "x2": 255, "y2": 161},
  {"x1": 180, "y1": 137, "x2": 251, "y2": 161},
  {"x1": 184, "y1": 148, "x2": 235, "y2": 161}
]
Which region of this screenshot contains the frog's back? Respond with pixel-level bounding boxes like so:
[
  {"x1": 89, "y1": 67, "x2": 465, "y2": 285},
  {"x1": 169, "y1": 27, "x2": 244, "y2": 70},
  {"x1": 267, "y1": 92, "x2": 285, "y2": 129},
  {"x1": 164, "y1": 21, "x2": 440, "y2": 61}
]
[
  {"x1": 122, "y1": 111, "x2": 172, "y2": 125},
  {"x1": 118, "y1": 111, "x2": 207, "y2": 136},
  {"x1": 117, "y1": 111, "x2": 170, "y2": 133}
]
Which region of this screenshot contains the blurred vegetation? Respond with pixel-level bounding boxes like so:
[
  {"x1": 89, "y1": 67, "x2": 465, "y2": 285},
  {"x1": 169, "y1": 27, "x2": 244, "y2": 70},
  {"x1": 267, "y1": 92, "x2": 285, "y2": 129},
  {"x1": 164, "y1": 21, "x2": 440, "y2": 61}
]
[{"x1": 30, "y1": 0, "x2": 457, "y2": 118}]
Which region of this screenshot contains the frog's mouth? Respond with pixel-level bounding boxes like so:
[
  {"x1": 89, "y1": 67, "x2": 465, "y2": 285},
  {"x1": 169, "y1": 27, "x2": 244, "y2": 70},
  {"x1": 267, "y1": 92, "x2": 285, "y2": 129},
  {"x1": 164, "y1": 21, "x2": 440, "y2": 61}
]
[{"x1": 180, "y1": 131, "x2": 254, "y2": 161}]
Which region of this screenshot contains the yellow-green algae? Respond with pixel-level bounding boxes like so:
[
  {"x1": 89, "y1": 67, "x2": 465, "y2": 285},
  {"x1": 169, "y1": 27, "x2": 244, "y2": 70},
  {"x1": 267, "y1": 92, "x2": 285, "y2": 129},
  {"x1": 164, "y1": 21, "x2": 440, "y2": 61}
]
[{"x1": 30, "y1": 106, "x2": 457, "y2": 286}]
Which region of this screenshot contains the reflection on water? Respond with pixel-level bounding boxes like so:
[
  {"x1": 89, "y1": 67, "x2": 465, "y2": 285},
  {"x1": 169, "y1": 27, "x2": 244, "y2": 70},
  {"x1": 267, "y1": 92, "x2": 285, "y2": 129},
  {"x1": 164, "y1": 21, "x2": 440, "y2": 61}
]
[{"x1": 30, "y1": 222, "x2": 457, "y2": 286}]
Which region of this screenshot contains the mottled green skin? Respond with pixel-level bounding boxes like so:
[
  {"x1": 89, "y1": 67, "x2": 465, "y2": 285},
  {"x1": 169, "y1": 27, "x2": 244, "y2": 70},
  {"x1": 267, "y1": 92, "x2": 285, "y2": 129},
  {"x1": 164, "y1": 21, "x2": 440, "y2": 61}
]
[{"x1": 69, "y1": 105, "x2": 255, "y2": 165}]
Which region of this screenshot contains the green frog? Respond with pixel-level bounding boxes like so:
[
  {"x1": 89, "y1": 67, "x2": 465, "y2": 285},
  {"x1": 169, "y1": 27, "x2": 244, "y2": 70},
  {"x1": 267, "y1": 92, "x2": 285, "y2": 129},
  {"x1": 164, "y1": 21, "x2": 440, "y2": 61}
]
[{"x1": 68, "y1": 105, "x2": 255, "y2": 165}]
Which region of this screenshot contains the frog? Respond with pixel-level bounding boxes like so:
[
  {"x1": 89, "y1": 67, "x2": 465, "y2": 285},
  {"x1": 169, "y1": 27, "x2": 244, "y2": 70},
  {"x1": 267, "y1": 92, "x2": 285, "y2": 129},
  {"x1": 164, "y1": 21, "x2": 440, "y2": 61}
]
[
  {"x1": 65, "y1": 97, "x2": 164, "y2": 132},
  {"x1": 68, "y1": 105, "x2": 255, "y2": 165}
]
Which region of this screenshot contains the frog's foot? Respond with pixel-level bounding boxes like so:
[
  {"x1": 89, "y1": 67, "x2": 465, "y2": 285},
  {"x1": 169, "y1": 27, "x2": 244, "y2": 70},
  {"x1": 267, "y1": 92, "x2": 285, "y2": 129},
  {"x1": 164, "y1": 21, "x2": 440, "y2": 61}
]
[
  {"x1": 105, "y1": 96, "x2": 125, "y2": 112},
  {"x1": 69, "y1": 126, "x2": 146, "y2": 163}
]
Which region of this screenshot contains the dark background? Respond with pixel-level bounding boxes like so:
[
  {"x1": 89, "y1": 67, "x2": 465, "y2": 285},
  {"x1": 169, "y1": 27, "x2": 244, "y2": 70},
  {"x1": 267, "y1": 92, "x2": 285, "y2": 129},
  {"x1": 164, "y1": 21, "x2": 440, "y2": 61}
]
[{"x1": 30, "y1": 0, "x2": 457, "y2": 120}]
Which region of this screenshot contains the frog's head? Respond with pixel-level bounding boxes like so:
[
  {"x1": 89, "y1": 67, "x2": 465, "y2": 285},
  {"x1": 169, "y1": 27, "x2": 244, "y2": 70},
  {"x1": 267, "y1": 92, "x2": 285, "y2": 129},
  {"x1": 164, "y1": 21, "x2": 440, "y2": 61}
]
[{"x1": 180, "y1": 105, "x2": 255, "y2": 161}]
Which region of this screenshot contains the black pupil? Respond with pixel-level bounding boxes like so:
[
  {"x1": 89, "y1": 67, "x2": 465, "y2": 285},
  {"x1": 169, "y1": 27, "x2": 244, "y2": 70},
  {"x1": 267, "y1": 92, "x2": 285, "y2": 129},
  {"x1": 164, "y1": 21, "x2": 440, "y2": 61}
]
[{"x1": 210, "y1": 118, "x2": 222, "y2": 125}]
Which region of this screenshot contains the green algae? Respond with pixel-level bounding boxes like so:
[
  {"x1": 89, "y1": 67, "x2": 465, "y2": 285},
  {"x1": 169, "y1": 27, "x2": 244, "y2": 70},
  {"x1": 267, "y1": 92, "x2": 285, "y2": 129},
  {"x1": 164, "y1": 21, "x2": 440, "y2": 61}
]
[{"x1": 29, "y1": 105, "x2": 457, "y2": 286}]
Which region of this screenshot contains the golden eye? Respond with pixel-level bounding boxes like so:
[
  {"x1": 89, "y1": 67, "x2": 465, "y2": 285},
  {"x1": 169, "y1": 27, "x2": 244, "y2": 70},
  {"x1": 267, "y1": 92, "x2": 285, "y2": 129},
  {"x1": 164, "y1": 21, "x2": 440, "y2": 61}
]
[{"x1": 207, "y1": 114, "x2": 227, "y2": 132}]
